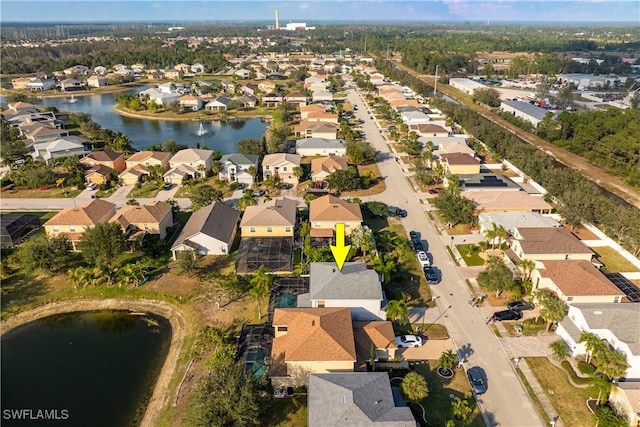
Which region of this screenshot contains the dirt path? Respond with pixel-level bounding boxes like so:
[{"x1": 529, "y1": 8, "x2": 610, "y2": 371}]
[
  {"x1": 1, "y1": 299, "x2": 187, "y2": 427},
  {"x1": 394, "y1": 63, "x2": 640, "y2": 209}
]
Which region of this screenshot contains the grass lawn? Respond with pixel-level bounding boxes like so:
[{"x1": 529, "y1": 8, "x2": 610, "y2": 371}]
[
  {"x1": 342, "y1": 163, "x2": 386, "y2": 197},
  {"x1": 128, "y1": 182, "x2": 162, "y2": 198},
  {"x1": 406, "y1": 361, "x2": 484, "y2": 427},
  {"x1": 525, "y1": 357, "x2": 595, "y2": 427},
  {"x1": 261, "y1": 396, "x2": 307, "y2": 427},
  {"x1": 456, "y1": 244, "x2": 485, "y2": 266},
  {"x1": 1, "y1": 187, "x2": 83, "y2": 198},
  {"x1": 591, "y1": 246, "x2": 639, "y2": 272},
  {"x1": 503, "y1": 319, "x2": 547, "y2": 337}
]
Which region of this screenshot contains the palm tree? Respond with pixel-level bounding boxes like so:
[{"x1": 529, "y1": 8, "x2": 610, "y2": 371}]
[
  {"x1": 535, "y1": 290, "x2": 566, "y2": 332},
  {"x1": 384, "y1": 299, "x2": 409, "y2": 326},
  {"x1": 196, "y1": 164, "x2": 206, "y2": 180},
  {"x1": 549, "y1": 339, "x2": 570, "y2": 361},
  {"x1": 247, "y1": 166, "x2": 257, "y2": 187},
  {"x1": 591, "y1": 375, "x2": 612, "y2": 406},
  {"x1": 483, "y1": 223, "x2": 506, "y2": 250},
  {"x1": 580, "y1": 331, "x2": 605, "y2": 365},
  {"x1": 495, "y1": 225, "x2": 508, "y2": 249},
  {"x1": 249, "y1": 267, "x2": 272, "y2": 320},
  {"x1": 68, "y1": 266, "x2": 93, "y2": 289},
  {"x1": 211, "y1": 160, "x2": 221, "y2": 177},
  {"x1": 438, "y1": 349, "x2": 459, "y2": 373},
  {"x1": 293, "y1": 166, "x2": 304, "y2": 182},
  {"x1": 596, "y1": 348, "x2": 627, "y2": 380},
  {"x1": 350, "y1": 225, "x2": 376, "y2": 258},
  {"x1": 593, "y1": 405, "x2": 626, "y2": 427},
  {"x1": 452, "y1": 397, "x2": 472, "y2": 421},
  {"x1": 517, "y1": 259, "x2": 536, "y2": 281},
  {"x1": 238, "y1": 189, "x2": 258, "y2": 210},
  {"x1": 372, "y1": 254, "x2": 396, "y2": 284},
  {"x1": 401, "y1": 372, "x2": 428, "y2": 402}
]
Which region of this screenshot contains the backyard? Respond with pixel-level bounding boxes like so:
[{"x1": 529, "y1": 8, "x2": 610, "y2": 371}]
[{"x1": 591, "y1": 246, "x2": 639, "y2": 272}]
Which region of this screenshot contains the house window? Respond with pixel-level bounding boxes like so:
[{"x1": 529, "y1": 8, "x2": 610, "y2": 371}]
[
  {"x1": 317, "y1": 301, "x2": 325, "y2": 308},
  {"x1": 567, "y1": 296, "x2": 573, "y2": 301},
  {"x1": 53, "y1": 226, "x2": 59, "y2": 232},
  {"x1": 283, "y1": 167, "x2": 287, "y2": 172},
  {"x1": 144, "y1": 224, "x2": 149, "y2": 230},
  {"x1": 265, "y1": 165, "x2": 270, "y2": 170},
  {"x1": 285, "y1": 227, "x2": 291, "y2": 233},
  {"x1": 277, "y1": 326, "x2": 287, "y2": 332},
  {"x1": 250, "y1": 227, "x2": 256, "y2": 233},
  {"x1": 267, "y1": 227, "x2": 273, "y2": 233},
  {"x1": 69, "y1": 226, "x2": 76, "y2": 232}
]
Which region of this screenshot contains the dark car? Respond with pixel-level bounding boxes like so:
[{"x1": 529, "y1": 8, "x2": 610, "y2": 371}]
[
  {"x1": 357, "y1": 119, "x2": 365, "y2": 124},
  {"x1": 467, "y1": 367, "x2": 487, "y2": 394},
  {"x1": 411, "y1": 238, "x2": 424, "y2": 252},
  {"x1": 492, "y1": 309, "x2": 523, "y2": 321},
  {"x1": 280, "y1": 183, "x2": 293, "y2": 189},
  {"x1": 428, "y1": 188, "x2": 439, "y2": 195},
  {"x1": 507, "y1": 301, "x2": 534, "y2": 311},
  {"x1": 423, "y1": 267, "x2": 439, "y2": 284},
  {"x1": 236, "y1": 183, "x2": 247, "y2": 190},
  {"x1": 254, "y1": 189, "x2": 266, "y2": 197},
  {"x1": 409, "y1": 231, "x2": 418, "y2": 240},
  {"x1": 162, "y1": 182, "x2": 172, "y2": 190}
]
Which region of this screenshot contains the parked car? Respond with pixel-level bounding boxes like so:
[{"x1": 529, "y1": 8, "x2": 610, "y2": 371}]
[
  {"x1": 162, "y1": 182, "x2": 172, "y2": 190},
  {"x1": 254, "y1": 189, "x2": 266, "y2": 197},
  {"x1": 411, "y1": 238, "x2": 424, "y2": 252},
  {"x1": 236, "y1": 183, "x2": 247, "y2": 190},
  {"x1": 388, "y1": 207, "x2": 407, "y2": 218},
  {"x1": 280, "y1": 183, "x2": 293, "y2": 189},
  {"x1": 492, "y1": 309, "x2": 523, "y2": 321},
  {"x1": 86, "y1": 183, "x2": 98, "y2": 191},
  {"x1": 467, "y1": 367, "x2": 487, "y2": 394},
  {"x1": 395, "y1": 335, "x2": 424, "y2": 348},
  {"x1": 423, "y1": 267, "x2": 439, "y2": 284},
  {"x1": 357, "y1": 119, "x2": 365, "y2": 124},
  {"x1": 428, "y1": 188, "x2": 439, "y2": 195},
  {"x1": 409, "y1": 231, "x2": 418, "y2": 240},
  {"x1": 507, "y1": 301, "x2": 534, "y2": 311},
  {"x1": 416, "y1": 251, "x2": 431, "y2": 268}
]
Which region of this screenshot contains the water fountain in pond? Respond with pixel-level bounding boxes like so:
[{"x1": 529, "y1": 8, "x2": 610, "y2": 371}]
[{"x1": 196, "y1": 122, "x2": 208, "y2": 136}]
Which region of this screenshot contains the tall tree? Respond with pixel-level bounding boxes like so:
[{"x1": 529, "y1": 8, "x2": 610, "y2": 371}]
[
  {"x1": 477, "y1": 256, "x2": 515, "y2": 297},
  {"x1": 249, "y1": 267, "x2": 272, "y2": 319},
  {"x1": 579, "y1": 331, "x2": 605, "y2": 365},
  {"x1": 534, "y1": 290, "x2": 566, "y2": 332},
  {"x1": 401, "y1": 372, "x2": 428, "y2": 402},
  {"x1": 384, "y1": 299, "x2": 409, "y2": 326},
  {"x1": 549, "y1": 339, "x2": 570, "y2": 361},
  {"x1": 517, "y1": 259, "x2": 536, "y2": 282},
  {"x1": 596, "y1": 348, "x2": 628, "y2": 380},
  {"x1": 189, "y1": 185, "x2": 223, "y2": 211},
  {"x1": 176, "y1": 250, "x2": 202, "y2": 277},
  {"x1": 16, "y1": 234, "x2": 72, "y2": 273},
  {"x1": 80, "y1": 222, "x2": 127, "y2": 270},
  {"x1": 350, "y1": 225, "x2": 376, "y2": 258}
]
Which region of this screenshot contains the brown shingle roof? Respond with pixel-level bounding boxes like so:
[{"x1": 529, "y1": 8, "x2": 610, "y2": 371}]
[
  {"x1": 270, "y1": 308, "x2": 356, "y2": 377},
  {"x1": 538, "y1": 260, "x2": 623, "y2": 297},
  {"x1": 309, "y1": 195, "x2": 362, "y2": 222},
  {"x1": 86, "y1": 164, "x2": 114, "y2": 176},
  {"x1": 120, "y1": 164, "x2": 149, "y2": 177},
  {"x1": 462, "y1": 190, "x2": 552, "y2": 212},
  {"x1": 240, "y1": 197, "x2": 297, "y2": 227},
  {"x1": 441, "y1": 152, "x2": 479, "y2": 165},
  {"x1": 45, "y1": 199, "x2": 116, "y2": 226},
  {"x1": 311, "y1": 156, "x2": 349, "y2": 175},
  {"x1": 110, "y1": 201, "x2": 172, "y2": 227},
  {"x1": 83, "y1": 151, "x2": 123, "y2": 162},
  {"x1": 126, "y1": 151, "x2": 171, "y2": 163},
  {"x1": 353, "y1": 321, "x2": 397, "y2": 370},
  {"x1": 410, "y1": 123, "x2": 449, "y2": 134},
  {"x1": 516, "y1": 227, "x2": 593, "y2": 255}
]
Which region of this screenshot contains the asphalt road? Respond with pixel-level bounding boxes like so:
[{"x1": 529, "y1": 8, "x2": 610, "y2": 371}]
[{"x1": 346, "y1": 83, "x2": 543, "y2": 427}]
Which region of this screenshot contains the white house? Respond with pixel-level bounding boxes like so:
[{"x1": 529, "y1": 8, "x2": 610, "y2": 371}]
[
  {"x1": 171, "y1": 202, "x2": 240, "y2": 259},
  {"x1": 297, "y1": 262, "x2": 387, "y2": 321},
  {"x1": 556, "y1": 303, "x2": 640, "y2": 380},
  {"x1": 296, "y1": 138, "x2": 346, "y2": 157},
  {"x1": 169, "y1": 148, "x2": 213, "y2": 177},
  {"x1": 218, "y1": 153, "x2": 259, "y2": 186},
  {"x1": 31, "y1": 137, "x2": 88, "y2": 164}
]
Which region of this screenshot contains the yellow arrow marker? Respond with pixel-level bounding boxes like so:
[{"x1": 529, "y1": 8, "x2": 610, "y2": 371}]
[{"x1": 330, "y1": 223, "x2": 351, "y2": 271}]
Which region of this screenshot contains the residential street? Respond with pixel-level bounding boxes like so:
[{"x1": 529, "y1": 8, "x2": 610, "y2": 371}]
[{"x1": 346, "y1": 85, "x2": 543, "y2": 427}]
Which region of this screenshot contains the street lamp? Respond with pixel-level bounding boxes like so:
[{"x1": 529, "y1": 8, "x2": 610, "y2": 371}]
[{"x1": 422, "y1": 304, "x2": 452, "y2": 335}]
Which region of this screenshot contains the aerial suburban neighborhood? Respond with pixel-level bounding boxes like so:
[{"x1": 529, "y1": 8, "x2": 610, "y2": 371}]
[{"x1": 1, "y1": 3, "x2": 640, "y2": 427}]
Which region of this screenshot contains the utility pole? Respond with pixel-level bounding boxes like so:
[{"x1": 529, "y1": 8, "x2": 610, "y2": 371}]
[
  {"x1": 434, "y1": 65, "x2": 439, "y2": 97},
  {"x1": 364, "y1": 35, "x2": 367, "y2": 54}
]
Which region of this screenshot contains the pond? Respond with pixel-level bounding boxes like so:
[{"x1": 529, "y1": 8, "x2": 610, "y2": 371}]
[
  {"x1": 1, "y1": 310, "x2": 171, "y2": 427},
  {"x1": 2, "y1": 89, "x2": 268, "y2": 152}
]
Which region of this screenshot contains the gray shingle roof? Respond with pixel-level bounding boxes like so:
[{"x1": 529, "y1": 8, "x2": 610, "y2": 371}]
[
  {"x1": 308, "y1": 373, "x2": 416, "y2": 426},
  {"x1": 219, "y1": 153, "x2": 258, "y2": 166},
  {"x1": 571, "y1": 303, "x2": 640, "y2": 353},
  {"x1": 296, "y1": 138, "x2": 345, "y2": 149},
  {"x1": 310, "y1": 262, "x2": 382, "y2": 301},
  {"x1": 171, "y1": 202, "x2": 239, "y2": 249}
]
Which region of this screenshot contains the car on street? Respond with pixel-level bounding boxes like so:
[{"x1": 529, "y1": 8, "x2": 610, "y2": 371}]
[
  {"x1": 357, "y1": 119, "x2": 365, "y2": 124},
  {"x1": 423, "y1": 267, "x2": 439, "y2": 284},
  {"x1": 467, "y1": 367, "x2": 487, "y2": 394},
  {"x1": 254, "y1": 189, "x2": 266, "y2": 197},
  {"x1": 236, "y1": 183, "x2": 247, "y2": 190},
  {"x1": 507, "y1": 301, "x2": 534, "y2": 311},
  {"x1": 388, "y1": 207, "x2": 407, "y2": 218},
  {"x1": 395, "y1": 335, "x2": 424, "y2": 348},
  {"x1": 492, "y1": 309, "x2": 523, "y2": 321},
  {"x1": 411, "y1": 238, "x2": 425, "y2": 252},
  {"x1": 416, "y1": 251, "x2": 431, "y2": 267},
  {"x1": 409, "y1": 231, "x2": 418, "y2": 240}
]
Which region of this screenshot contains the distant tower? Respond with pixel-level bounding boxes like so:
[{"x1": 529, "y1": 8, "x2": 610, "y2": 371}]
[{"x1": 275, "y1": 9, "x2": 280, "y2": 30}]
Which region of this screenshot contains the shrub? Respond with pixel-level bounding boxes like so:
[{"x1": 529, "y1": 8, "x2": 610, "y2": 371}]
[
  {"x1": 578, "y1": 361, "x2": 597, "y2": 376},
  {"x1": 228, "y1": 182, "x2": 238, "y2": 190},
  {"x1": 561, "y1": 361, "x2": 591, "y2": 385}
]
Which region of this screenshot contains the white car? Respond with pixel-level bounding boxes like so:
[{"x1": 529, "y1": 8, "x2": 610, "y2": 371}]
[
  {"x1": 86, "y1": 183, "x2": 98, "y2": 191},
  {"x1": 416, "y1": 251, "x2": 431, "y2": 267},
  {"x1": 395, "y1": 335, "x2": 424, "y2": 348}
]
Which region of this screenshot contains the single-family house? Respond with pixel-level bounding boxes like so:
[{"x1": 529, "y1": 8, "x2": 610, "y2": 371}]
[
  {"x1": 110, "y1": 201, "x2": 173, "y2": 240},
  {"x1": 440, "y1": 153, "x2": 480, "y2": 175},
  {"x1": 258, "y1": 81, "x2": 276, "y2": 92},
  {"x1": 240, "y1": 197, "x2": 297, "y2": 237},
  {"x1": 23, "y1": 125, "x2": 70, "y2": 145},
  {"x1": 94, "y1": 66, "x2": 107, "y2": 75},
  {"x1": 400, "y1": 111, "x2": 430, "y2": 125},
  {"x1": 285, "y1": 92, "x2": 308, "y2": 107},
  {"x1": 85, "y1": 165, "x2": 116, "y2": 185},
  {"x1": 174, "y1": 63, "x2": 191, "y2": 73},
  {"x1": 306, "y1": 111, "x2": 339, "y2": 124},
  {"x1": 0, "y1": 214, "x2": 41, "y2": 248},
  {"x1": 171, "y1": 202, "x2": 240, "y2": 259},
  {"x1": 64, "y1": 65, "x2": 90, "y2": 76},
  {"x1": 125, "y1": 151, "x2": 171, "y2": 170},
  {"x1": 169, "y1": 148, "x2": 213, "y2": 177},
  {"x1": 478, "y1": 212, "x2": 560, "y2": 237},
  {"x1": 300, "y1": 104, "x2": 326, "y2": 120},
  {"x1": 218, "y1": 153, "x2": 259, "y2": 185},
  {"x1": 509, "y1": 227, "x2": 594, "y2": 261},
  {"x1": 205, "y1": 96, "x2": 231, "y2": 111},
  {"x1": 309, "y1": 195, "x2": 363, "y2": 245},
  {"x1": 163, "y1": 164, "x2": 198, "y2": 185},
  {"x1": 241, "y1": 83, "x2": 258, "y2": 96},
  {"x1": 431, "y1": 137, "x2": 476, "y2": 158},
  {"x1": 237, "y1": 94, "x2": 258, "y2": 108},
  {"x1": 556, "y1": 303, "x2": 640, "y2": 379},
  {"x1": 31, "y1": 137, "x2": 88, "y2": 164},
  {"x1": 389, "y1": 99, "x2": 422, "y2": 109},
  {"x1": 609, "y1": 382, "x2": 640, "y2": 427},
  {"x1": 234, "y1": 68, "x2": 251, "y2": 79},
  {"x1": 81, "y1": 151, "x2": 126, "y2": 173},
  {"x1": 270, "y1": 307, "x2": 356, "y2": 387},
  {"x1": 410, "y1": 123, "x2": 450, "y2": 137},
  {"x1": 178, "y1": 95, "x2": 203, "y2": 111},
  {"x1": 44, "y1": 199, "x2": 117, "y2": 250},
  {"x1": 87, "y1": 75, "x2": 109, "y2": 88},
  {"x1": 60, "y1": 79, "x2": 83, "y2": 92},
  {"x1": 164, "y1": 69, "x2": 183, "y2": 80},
  {"x1": 531, "y1": 260, "x2": 625, "y2": 304},
  {"x1": 262, "y1": 93, "x2": 284, "y2": 108},
  {"x1": 11, "y1": 77, "x2": 34, "y2": 90},
  {"x1": 461, "y1": 190, "x2": 553, "y2": 214},
  {"x1": 27, "y1": 78, "x2": 56, "y2": 91},
  {"x1": 312, "y1": 91, "x2": 333, "y2": 103},
  {"x1": 190, "y1": 63, "x2": 205, "y2": 74},
  {"x1": 262, "y1": 153, "x2": 301, "y2": 185},
  {"x1": 352, "y1": 321, "x2": 399, "y2": 369},
  {"x1": 297, "y1": 262, "x2": 386, "y2": 321},
  {"x1": 295, "y1": 122, "x2": 340, "y2": 139},
  {"x1": 221, "y1": 80, "x2": 236, "y2": 93},
  {"x1": 296, "y1": 138, "x2": 346, "y2": 157},
  {"x1": 311, "y1": 156, "x2": 349, "y2": 183},
  {"x1": 119, "y1": 164, "x2": 150, "y2": 185},
  {"x1": 308, "y1": 373, "x2": 415, "y2": 427}
]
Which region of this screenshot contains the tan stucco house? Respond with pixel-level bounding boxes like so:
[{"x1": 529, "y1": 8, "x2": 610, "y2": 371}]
[
  {"x1": 309, "y1": 195, "x2": 362, "y2": 244},
  {"x1": 110, "y1": 201, "x2": 173, "y2": 240},
  {"x1": 125, "y1": 151, "x2": 171, "y2": 170},
  {"x1": 44, "y1": 199, "x2": 117, "y2": 250},
  {"x1": 240, "y1": 197, "x2": 297, "y2": 237},
  {"x1": 310, "y1": 156, "x2": 349, "y2": 183},
  {"x1": 81, "y1": 151, "x2": 126, "y2": 173},
  {"x1": 261, "y1": 153, "x2": 301, "y2": 185},
  {"x1": 440, "y1": 153, "x2": 480, "y2": 175},
  {"x1": 509, "y1": 227, "x2": 594, "y2": 261}
]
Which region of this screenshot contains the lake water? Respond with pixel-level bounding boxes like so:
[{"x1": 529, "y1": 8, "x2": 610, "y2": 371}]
[
  {"x1": 5, "y1": 88, "x2": 268, "y2": 152},
  {"x1": 1, "y1": 310, "x2": 171, "y2": 427}
]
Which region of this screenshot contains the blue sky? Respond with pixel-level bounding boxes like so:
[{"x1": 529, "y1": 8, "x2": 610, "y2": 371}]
[{"x1": 1, "y1": 1, "x2": 638, "y2": 23}]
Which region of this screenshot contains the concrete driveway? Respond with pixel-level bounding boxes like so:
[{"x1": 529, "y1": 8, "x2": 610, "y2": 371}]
[{"x1": 399, "y1": 338, "x2": 454, "y2": 361}]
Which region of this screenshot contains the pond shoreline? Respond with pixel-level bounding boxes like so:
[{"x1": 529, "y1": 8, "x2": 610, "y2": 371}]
[{"x1": 1, "y1": 299, "x2": 187, "y2": 427}]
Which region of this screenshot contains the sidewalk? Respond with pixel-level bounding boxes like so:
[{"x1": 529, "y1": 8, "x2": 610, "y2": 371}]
[{"x1": 517, "y1": 358, "x2": 564, "y2": 427}]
